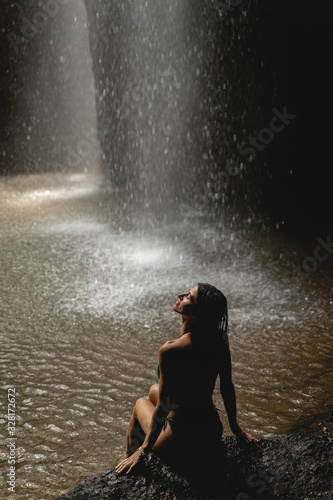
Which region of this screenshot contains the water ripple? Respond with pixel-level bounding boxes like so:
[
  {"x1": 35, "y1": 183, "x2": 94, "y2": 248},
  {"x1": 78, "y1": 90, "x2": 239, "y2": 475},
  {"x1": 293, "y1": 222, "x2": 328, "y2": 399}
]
[{"x1": 1, "y1": 175, "x2": 332, "y2": 499}]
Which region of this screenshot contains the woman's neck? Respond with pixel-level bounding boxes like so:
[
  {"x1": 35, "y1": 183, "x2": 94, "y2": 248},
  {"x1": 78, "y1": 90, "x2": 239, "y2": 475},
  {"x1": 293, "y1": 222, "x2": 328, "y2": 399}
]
[{"x1": 181, "y1": 316, "x2": 197, "y2": 335}]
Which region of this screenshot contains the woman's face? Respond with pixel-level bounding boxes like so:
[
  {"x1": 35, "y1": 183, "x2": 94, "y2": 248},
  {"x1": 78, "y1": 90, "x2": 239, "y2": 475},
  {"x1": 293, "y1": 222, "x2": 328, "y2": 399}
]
[{"x1": 173, "y1": 285, "x2": 198, "y2": 318}]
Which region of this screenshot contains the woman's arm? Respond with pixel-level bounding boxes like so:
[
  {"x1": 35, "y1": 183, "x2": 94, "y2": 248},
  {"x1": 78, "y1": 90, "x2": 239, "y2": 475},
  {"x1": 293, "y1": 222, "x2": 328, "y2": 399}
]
[
  {"x1": 219, "y1": 342, "x2": 259, "y2": 446},
  {"x1": 219, "y1": 344, "x2": 240, "y2": 433},
  {"x1": 220, "y1": 376, "x2": 240, "y2": 435}
]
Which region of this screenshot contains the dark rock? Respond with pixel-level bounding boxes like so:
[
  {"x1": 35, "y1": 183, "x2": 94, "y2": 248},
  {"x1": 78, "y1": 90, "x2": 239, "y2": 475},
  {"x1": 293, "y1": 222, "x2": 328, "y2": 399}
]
[{"x1": 56, "y1": 435, "x2": 333, "y2": 500}]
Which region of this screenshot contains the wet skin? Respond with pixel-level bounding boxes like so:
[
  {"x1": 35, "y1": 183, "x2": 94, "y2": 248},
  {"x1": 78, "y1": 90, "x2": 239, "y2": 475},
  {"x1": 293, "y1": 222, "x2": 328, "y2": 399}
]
[{"x1": 115, "y1": 286, "x2": 259, "y2": 475}]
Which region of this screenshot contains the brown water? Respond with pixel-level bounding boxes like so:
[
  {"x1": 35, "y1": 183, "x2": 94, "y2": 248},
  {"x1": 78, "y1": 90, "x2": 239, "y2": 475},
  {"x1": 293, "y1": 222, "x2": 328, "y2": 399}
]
[{"x1": 0, "y1": 173, "x2": 332, "y2": 499}]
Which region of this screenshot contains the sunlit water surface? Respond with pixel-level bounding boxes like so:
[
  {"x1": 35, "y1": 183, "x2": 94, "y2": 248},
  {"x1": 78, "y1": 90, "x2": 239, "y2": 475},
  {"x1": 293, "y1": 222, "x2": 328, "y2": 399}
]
[{"x1": 0, "y1": 173, "x2": 332, "y2": 499}]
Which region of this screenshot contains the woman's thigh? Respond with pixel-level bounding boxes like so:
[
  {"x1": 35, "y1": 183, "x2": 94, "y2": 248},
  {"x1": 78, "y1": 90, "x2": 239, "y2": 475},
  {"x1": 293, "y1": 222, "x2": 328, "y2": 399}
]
[
  {"x1": 152, "y1": 423, "x2": 173, "y2": 454},
  {"x1": 134, "y1": 398, "x2": 156, "y2": 434},
  {"x1": 134, "y1": 398, "x2": 174, "y2": 454}
]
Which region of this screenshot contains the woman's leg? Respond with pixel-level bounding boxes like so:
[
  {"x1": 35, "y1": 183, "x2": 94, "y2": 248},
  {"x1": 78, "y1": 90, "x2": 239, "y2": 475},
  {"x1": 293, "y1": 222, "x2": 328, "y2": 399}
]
[
  {"x1": 126, "y1": 397, "x2": 156, "y2": 456},
  {"x1": 148, "y1": 383, "x2": 159, "y2": 406},
  {"x1": 125, "y1": 396, "x2": 174, "y2": 457}
]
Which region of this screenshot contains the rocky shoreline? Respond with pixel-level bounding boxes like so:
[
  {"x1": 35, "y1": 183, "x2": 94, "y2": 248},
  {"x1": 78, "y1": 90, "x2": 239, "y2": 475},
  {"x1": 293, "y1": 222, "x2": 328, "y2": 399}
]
[{"x1": 56, "y1": 435, "x2": 332, "y2": 499}]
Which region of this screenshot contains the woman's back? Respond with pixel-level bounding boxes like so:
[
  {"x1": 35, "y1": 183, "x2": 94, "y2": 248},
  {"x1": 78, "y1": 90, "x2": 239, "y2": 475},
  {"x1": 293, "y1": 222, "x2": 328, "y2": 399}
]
[{"x1": 160, "y1": 330, "x2": 228, "y2": 414}]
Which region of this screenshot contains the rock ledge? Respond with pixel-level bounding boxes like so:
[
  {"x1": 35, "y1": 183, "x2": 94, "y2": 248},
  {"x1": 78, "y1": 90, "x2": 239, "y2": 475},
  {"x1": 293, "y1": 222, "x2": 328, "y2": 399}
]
[{"x1": 56, "y1": 435, "x2": 332, "y2": 500}]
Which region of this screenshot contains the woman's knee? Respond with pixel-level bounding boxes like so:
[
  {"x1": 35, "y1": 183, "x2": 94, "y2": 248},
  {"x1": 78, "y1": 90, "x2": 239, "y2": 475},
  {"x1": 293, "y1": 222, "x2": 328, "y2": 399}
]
[
  {"x1": 148, "y1": 384, "x2": 159, "y2": 405},
  {"x1": 134, "y1": 397, "x2": 147, "y2": 412},
  {"x1": 133, "y1": 397, "x2": 156, "y2": 432}
]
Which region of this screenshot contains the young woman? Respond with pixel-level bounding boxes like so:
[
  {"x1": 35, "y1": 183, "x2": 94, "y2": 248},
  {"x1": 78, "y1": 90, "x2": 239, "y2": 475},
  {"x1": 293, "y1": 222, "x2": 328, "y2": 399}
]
[{"x1": 116, "y1": 283, "x2": 259, "y2": 475}]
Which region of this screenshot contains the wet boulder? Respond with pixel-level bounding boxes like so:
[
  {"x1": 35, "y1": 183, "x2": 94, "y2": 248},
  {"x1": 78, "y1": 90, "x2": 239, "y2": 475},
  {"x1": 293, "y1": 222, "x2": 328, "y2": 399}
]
[{"x1": 55, "y1": 435, "x2": 332, "y2": 499}]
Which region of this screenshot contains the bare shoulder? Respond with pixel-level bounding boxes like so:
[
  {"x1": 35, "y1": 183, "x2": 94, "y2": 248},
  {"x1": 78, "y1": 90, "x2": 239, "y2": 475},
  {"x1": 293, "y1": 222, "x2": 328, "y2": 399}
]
[
  {"x1": 159, "y1": 335, "x2": 191, "y2": 357},
  {"x1": 158, "y1": 337, "x2": 191, "y2": 380}
]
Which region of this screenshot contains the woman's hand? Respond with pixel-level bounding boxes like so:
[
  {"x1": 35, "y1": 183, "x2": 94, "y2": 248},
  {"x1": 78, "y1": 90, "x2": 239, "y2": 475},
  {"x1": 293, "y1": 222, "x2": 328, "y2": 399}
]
[
  {"x1": 232, "y1": 426, "x2": 260, "y2": 448},
  {"x1": 115, "y1": 448, "x2": 143, "y2": 475}
]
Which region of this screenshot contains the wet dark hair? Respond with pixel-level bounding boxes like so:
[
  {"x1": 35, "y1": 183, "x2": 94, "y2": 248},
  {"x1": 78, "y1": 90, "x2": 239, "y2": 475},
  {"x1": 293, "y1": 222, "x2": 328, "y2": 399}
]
[{"x1": 196, "y1": 283, "x2": 228, "y2": 334}]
